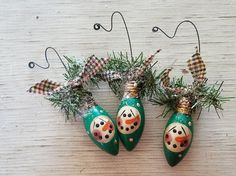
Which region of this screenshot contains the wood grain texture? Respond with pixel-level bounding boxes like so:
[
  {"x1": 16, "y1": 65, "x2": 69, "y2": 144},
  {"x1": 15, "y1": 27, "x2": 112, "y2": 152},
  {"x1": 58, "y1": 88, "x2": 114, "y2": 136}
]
[{"x1": 0, "y1": 0, "x2": 236, "y2": 175}]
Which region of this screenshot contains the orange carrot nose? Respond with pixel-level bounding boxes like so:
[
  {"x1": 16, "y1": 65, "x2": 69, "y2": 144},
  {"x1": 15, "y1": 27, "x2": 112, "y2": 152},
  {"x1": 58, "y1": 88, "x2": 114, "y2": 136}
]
[
  {"x1": 102, "y1": 121, "x2": 111, "y2": 131},
  {"x1": 175, "y1": 135, "x2": 189, "y2": 142},
  {"x1": 125, "y1": 115, "x2": 140, "y2": 125}
]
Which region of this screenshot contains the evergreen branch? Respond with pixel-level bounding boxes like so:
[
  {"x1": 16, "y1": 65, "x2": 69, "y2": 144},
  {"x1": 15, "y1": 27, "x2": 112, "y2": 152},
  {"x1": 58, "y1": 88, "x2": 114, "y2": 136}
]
[
  {"x1": 103, "y1": 52, "x2": 160, "y2": 99},
  {"x1": 47, "y1": 56, "x2": 98, "y2": 120},
  {"x1": 150, "y1": 77, "x2": 231, "y2": 118}
]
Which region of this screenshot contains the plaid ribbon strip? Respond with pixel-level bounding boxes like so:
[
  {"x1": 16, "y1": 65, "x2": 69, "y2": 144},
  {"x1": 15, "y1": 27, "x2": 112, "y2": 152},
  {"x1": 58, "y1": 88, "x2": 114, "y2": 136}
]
[
  {"x1": 187, "y1": 49, "x2": 206, "y2": 84},
  {"x1": 80, "y1": 56, "x2": 110, "y2": 84},
  {"x1": 100, "y1": 71, "x2": 122, "y2": 81},
  {"x1": 160, "y1": 68, "x2": 172, "y2": 87},
  {"x1": 28, "y1": 80, "x2": 61, "y2": 95},
  {"x1": 55, "y1": 56, "x2": 110, "y2": 92},
  {"x1": 29, "y1": 56, "x2": 110, "y2": 95},
  {"x1": 130, "y1": 49, "x2": 161, "y2": 80}
]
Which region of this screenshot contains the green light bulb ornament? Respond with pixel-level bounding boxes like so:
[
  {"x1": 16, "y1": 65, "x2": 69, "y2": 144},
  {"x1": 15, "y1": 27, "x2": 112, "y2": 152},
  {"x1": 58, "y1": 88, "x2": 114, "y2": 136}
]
[
  {"x1": 151, "y1": 20, "x2": 230, "y2": 166},
  {"x1": 28, "y1": 50, "x2": 119, "y2": 155},
  {"x1": 163, "y1": 97, "x2": 193, "y2": 166},
  {"x1": 116, "y1": 81, "x2": 145, "y2": 151},
  {"x1": 93, "y1": 11, "x2": 162, "y2": 151},
  {"x1": 150, "y1": 48, "x2": 229, "y2": 166},
  {"x1": 82, "y1": 97, "x2": 119, "y2": 155}
]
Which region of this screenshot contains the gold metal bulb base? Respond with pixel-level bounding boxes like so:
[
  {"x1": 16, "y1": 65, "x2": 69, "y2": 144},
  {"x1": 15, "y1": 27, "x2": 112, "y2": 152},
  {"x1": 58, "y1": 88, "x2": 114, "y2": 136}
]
[
  {"x1": 123, "y1": 81, "x2": 138, "y2": 98},
  {"x1": 176, "y1": 97, "x2": 192, "y2": 115}
]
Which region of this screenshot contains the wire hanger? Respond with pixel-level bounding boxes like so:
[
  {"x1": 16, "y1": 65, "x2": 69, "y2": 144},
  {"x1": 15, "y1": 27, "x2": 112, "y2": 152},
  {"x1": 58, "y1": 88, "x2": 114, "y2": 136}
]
[
  {"x1": 28, "y1": 47, "x2": 67, "y2": 70},
  {"x1": 93, "y1": 11, "x2": 133, "y2": 58},
  {"x1": 152, "y1": 20, "x2": 201, "y2": 53}
]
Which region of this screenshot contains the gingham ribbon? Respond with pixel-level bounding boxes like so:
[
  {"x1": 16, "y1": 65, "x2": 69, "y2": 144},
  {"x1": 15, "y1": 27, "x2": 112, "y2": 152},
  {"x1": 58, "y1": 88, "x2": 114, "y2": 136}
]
[
  {"x1": 160, "y1": 68, "x2": 172, "y2": 87},
  {"x1": 28, "y1": 80, "x2": 61, "y2": 95},
  {"x1": 100, "y1": 71, "x2": 122, "y2": 81},
  {"x1": 67, "y1": 56, "x2": 110, "y2": 87},
  {"x1": 187, "y1": 48, "x2": 206, "y2": 84},
  {"x1": 129, "y1": 49, "x2": 161, "y2": 80},
  {"x1": 29, "y1": 56, "x2": 110, "y2": 95}
]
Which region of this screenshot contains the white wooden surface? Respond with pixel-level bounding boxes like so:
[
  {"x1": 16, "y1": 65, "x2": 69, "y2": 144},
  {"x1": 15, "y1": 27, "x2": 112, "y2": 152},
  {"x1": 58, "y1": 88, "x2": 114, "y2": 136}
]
[{"x1": 0, "y1": 0, "x2": 236, "y2": 175}]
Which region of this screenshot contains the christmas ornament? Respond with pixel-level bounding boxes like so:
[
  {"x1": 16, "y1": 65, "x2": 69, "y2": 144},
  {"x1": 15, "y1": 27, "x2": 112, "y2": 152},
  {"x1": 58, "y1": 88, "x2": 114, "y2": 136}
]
[
  {"x1": 93, "y1": 11, "x2": 162, "y2": 150},
  {"x1": 151, "y1": 21, "x2": 229, "y2": 166},
  {"x1": 28, "y1": 47, "x2": 119, "y2": 155}
]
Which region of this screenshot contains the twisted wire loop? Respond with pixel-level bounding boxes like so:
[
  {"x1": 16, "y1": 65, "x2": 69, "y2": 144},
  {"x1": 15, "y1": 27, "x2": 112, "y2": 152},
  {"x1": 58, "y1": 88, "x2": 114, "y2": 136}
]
[
  {"x1": 152, "y1": 20, "x2": 201, "y2": 53},
  {"x1": 93, "y1": 11, "x2": 133, "y2": 58},
  {"x1": 28, "y1": 47, "x2": 67, "y2": 70}
]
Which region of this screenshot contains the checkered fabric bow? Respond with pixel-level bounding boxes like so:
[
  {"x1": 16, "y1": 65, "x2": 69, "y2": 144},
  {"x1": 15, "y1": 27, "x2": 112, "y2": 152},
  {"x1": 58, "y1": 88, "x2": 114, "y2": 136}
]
[
  {"x1": 160, "y1": 68, "x2": 172, "y2": 87},
  {"x1": 160, "y1": 47, "x2": 206, "y2": 91},
  {"x1": 28, "y1": 79, "x2": 61, "y2": 95},
  {"x1": 100, "y1": 71, "x2": 122, "y2": 82},
  {"x1": 187, "y1": 48, "x2": 206, "y2": 85},
  {"x1": 28, "y1": 56, "x2": 110, "y2": 95}
]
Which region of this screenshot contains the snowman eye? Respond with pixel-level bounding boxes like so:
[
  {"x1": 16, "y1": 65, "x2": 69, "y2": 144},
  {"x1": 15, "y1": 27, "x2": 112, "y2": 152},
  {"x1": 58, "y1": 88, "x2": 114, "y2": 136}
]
[
  {"x1": 128, "y1": 113, "x2": 132, "y2": 117},
  {"x1": 173, "y1": 129, "x2": 177, "y2": 133},
  {"x1": 178, "y1": 131, "x2": 182, "y2": 135},
  {"x1": 123, "y1": 113, "x2": 126, "y2": 117}
]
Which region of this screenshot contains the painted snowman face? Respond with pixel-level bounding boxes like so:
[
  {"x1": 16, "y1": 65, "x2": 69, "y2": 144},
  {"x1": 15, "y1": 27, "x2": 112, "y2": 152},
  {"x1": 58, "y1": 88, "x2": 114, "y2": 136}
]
[
  {"x1": 117, "y1": 106, "x2": 141, "y2": 134},
  {"x1": 90, "y1": 116, "x2": 115, "y2": 143},
  {"x1": 164, "y1": 123, "x2": 192, "y2": 153}
]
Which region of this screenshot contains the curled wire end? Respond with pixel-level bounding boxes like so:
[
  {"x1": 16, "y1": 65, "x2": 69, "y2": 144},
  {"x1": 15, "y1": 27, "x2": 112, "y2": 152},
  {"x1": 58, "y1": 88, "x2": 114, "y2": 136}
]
[
  {"x1": 152, "y1": 26, "x2": 159, "y2": 32},
  {"x1": 28, "y1": 62, "x2": 35, "y2": 68},
  {"x1": 156, "y1": 49, "x2": 161, "y2": 53},
  {"x1": 93, "y1": 23, "x2": 101, "y2": 30},
  {"x1": 27, "y1": 47, "x2": 66, "y2": 70}
]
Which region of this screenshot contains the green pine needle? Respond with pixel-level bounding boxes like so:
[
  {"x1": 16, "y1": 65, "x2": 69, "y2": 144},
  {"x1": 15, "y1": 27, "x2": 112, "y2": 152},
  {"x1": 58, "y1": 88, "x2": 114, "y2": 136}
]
[
  {"x1": 150, "y1": 77, "x2": 230, "y2": 118},
  {"x1": 47, "y1": 56, "x2": 97, "y2": 120},
  {"x1": 103, "y1": 52, "x2": 161, "y2": 99}
]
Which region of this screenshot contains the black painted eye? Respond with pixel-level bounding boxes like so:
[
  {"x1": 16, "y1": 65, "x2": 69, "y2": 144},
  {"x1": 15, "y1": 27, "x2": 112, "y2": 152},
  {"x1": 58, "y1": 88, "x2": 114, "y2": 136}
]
[
  {"x1": 105, "y1": 134, "x2": 109, "y2": 139},
  {"x1": 178, "y1": 131, "x2": 182, "y2": 135},
  {"x1": 100, "y1": 121, "x2": 104, "y2": 125},
  {"x1": 173, "y1": 129, "x2": 177, "y2": 133},
  {"x1": 96, "y1": 124, "x2": 99, "y2": 128},
  {"x1": 123, "y1": 113, "x2": 126, "y2": 117},
  {"x1": 173, "y1": 144, "x2": 177, "y2": 148},
  {"x1": 128, "y1": 113, "x2": 132, "y2": 117}
]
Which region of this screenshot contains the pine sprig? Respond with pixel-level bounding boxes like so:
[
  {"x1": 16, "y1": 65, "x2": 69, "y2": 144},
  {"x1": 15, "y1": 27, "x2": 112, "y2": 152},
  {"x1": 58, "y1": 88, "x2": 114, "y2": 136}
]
[
  {"x1": 150, "y1": 77, "x2": 230, "y2": 118},
  {"x1": 47, "y1": 56, "x2": 98, "y2": 120},
  {"x1": 103, "y1": 52, "x2": 160, "y2": 99},
  {"x1": 47, "y1": 86, "x2": 92, "y2": 120}
]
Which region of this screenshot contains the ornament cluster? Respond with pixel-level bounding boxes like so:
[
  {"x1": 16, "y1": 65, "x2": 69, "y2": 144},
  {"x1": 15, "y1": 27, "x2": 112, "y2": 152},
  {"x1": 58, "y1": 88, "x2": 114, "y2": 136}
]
[{"x1": 28, "y1": 11, "x2": 229, "y2": 167}]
